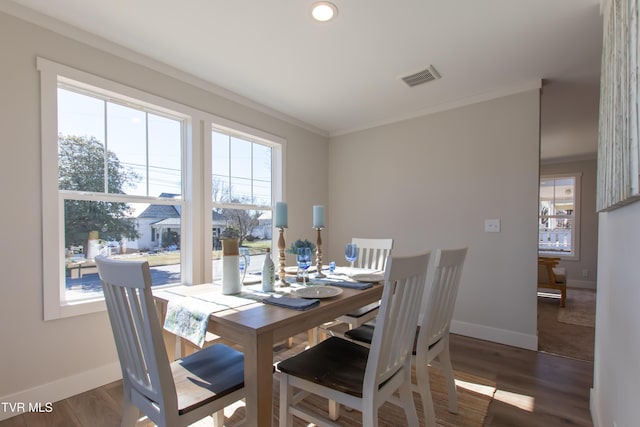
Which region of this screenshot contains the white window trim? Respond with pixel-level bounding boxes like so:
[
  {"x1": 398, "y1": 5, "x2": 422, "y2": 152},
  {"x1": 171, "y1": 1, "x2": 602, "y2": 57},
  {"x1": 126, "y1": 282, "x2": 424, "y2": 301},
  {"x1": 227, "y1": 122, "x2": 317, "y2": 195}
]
[
  {"x1": 539, "y1": 173, "x2": 582, "y2": 261},
  {"x1": 37, "y1": 57, "x2": 285, "y2": 319}
]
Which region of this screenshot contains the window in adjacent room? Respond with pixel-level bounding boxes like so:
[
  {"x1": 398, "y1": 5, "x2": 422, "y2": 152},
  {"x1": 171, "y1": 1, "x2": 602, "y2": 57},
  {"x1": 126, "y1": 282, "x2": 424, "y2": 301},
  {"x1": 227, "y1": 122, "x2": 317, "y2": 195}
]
[{"x1": 539, "y1": 174, "x2": 581, "y2": 259}]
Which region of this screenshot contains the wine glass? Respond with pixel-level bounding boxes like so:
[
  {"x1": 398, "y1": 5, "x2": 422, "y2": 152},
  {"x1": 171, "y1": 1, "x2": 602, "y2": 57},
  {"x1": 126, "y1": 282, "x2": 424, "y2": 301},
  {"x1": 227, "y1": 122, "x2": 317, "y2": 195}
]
[
  {"x1": 345, "y1": 243, "x2": 358, "y2": 266},
  {"x1": 296, "y1": 247, "x2": 312, "y2": 286}
]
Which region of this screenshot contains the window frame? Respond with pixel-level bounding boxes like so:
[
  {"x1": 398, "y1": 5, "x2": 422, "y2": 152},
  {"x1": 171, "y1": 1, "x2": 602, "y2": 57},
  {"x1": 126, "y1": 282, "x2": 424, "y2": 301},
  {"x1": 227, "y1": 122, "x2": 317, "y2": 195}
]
[
  {"x1": 38, "y1": 57, "x2": 285, "y2": 320},
  {"x1": 203, "y1": 118, "x2": 285, "y2": 284},
  {"x1": 538, "y1": 173, "x2": 582, "y2": 261}
]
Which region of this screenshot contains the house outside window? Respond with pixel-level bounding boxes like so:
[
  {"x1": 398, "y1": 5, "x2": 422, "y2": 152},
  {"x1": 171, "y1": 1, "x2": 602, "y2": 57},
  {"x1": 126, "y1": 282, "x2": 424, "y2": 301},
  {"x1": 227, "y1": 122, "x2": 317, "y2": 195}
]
[
  {"x1": 39, "y1": 58, "x2": 284, "y2": 319},
  {"x1": 539, "y1": 174, "x2": 581, "y2": 259}
]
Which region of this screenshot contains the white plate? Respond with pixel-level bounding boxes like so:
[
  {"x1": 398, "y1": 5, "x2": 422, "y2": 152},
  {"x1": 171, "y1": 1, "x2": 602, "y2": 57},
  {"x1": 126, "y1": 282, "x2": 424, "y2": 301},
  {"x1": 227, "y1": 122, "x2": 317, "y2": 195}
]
[
  {"x1": 292, "y1": 286, "x2": 343, "y2": 299},
  {"x1": 350, "y1": 273, "x2": 384, "y2": 283},
  {"x1": 284, "y1": 266, "x2": 317, "y2": 274}
]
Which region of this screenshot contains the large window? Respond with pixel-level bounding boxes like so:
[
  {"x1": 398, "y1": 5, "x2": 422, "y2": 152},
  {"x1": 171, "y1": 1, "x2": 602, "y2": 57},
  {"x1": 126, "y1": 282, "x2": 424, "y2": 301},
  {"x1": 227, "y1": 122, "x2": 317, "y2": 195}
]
[
  {"x1": 57, "y1": 87, "x2": 184, "y2": 303},
  {"x1": 539, "y1": 174, "x2": 581, "y2": 259},
  {"x1": 209, "y1": 127, "x2": 279, "y2": 281},
  {"x1": 39, "y1": 58, "x2": 284, "y2": 319}
]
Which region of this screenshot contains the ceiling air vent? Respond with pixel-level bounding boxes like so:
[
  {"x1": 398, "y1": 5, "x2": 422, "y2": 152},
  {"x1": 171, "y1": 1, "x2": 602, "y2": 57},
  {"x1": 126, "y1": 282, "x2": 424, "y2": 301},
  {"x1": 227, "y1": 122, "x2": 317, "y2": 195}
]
[{"x1": 401, "y1": 65, "x2": 441, "y2": 87}]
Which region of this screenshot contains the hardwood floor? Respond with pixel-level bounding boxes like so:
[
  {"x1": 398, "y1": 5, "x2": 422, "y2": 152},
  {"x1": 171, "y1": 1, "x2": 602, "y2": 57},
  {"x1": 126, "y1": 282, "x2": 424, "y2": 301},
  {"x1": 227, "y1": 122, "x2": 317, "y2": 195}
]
[
  {"x1": 0, "y1": 334, "x2": 593, "y2": 426},
  {"x1": 450, "y1": 334, "x2": 593, "y2": 426}
]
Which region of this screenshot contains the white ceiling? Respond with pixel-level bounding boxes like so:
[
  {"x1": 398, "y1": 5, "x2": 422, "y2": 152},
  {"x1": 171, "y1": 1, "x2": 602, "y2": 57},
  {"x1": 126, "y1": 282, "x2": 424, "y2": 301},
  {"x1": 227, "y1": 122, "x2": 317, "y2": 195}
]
[{"x1": 5, "y1": 0, "x2": 603, "y2": 157}]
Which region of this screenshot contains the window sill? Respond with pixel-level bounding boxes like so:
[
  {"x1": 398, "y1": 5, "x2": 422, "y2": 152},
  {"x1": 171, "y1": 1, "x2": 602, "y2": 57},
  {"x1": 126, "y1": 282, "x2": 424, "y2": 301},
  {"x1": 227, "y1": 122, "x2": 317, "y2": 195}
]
[
  {"x1": 45, "y1": 299, "x2": 107, "y2": 321},
  {"x1": 45, "y1": 283, "x2": 187, "y2": 320},
  {"x1": 538, "y1": 251, "x2": 580, "y2": 262}
]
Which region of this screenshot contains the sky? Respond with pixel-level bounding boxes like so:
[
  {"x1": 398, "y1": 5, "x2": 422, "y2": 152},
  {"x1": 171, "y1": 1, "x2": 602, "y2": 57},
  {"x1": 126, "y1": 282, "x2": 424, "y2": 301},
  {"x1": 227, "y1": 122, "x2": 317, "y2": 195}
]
[{"x1": 57, "y1": 87, "x2": 273, "y2": 208}]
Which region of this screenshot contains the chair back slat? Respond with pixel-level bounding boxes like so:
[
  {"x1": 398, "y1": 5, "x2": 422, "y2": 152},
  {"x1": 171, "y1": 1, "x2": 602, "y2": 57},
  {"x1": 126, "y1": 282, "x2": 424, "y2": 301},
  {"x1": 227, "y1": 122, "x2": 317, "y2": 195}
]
[
  {"x1": 419, "y1": 248, "x2": 468, "y2": 348},
  {"x1": 105, "y1": 284, "x2": 148, "y2": 387},
  {"x1": 351, "y1": 238, "x2": 394, "y2": 270},
  {"x1": 95, "y1": 256, "x2": 178, "y2": 415},
  {"x1": 364, "y1": 252, "x2": 431, "y2": 391}
]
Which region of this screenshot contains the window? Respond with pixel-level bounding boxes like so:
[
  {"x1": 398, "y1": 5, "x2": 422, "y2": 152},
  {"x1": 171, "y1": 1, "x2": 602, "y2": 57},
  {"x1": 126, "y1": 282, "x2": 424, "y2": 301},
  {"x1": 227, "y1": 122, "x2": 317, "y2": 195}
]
[
  {"x1": 539, "y1": 174, "x2": 581, "y2": 259},
  {"x1": 58, "y1": 87, "x2": 185, "y2": 303},
  {"x1": 39, "y1": 58, "x2": 284, "y2": 319},
  {"x1": 207, "y1": 125, "x2": 282, "y2": 281}
]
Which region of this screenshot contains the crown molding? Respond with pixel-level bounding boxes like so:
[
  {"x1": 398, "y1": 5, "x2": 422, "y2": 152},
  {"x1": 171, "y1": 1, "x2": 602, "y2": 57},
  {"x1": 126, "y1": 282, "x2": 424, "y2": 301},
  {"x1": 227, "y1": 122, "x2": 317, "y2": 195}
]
[{"x1": 329, "y1": 80, "x2": 543, "y2": 137}]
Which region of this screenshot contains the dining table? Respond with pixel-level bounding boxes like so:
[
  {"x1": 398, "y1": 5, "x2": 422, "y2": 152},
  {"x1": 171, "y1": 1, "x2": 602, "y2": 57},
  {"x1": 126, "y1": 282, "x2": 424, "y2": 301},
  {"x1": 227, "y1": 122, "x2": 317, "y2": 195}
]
[{"x1": 153, "y1": 268, "x2": 384, "y2": 427}]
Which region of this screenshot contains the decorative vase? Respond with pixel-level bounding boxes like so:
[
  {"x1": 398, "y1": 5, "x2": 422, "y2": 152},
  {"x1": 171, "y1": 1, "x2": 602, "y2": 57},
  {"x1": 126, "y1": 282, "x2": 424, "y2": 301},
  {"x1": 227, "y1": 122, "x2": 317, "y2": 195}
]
[
  {"x1": 86, "y1": 230, "x2": 101, "y2": 260},
  {"x1": 221, "y1": 237, "x2": 239, "y2": 257},
  {"x1": 221, "y1": 238, "x2": 247, "y2": 295}
]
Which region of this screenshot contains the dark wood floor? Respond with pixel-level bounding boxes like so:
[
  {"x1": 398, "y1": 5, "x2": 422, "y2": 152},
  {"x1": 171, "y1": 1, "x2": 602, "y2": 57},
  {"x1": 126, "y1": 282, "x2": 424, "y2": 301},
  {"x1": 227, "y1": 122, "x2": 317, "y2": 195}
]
[
  {"x1": 0, "y1": 333, "x2": 593, "y2": 426},
  {"x1": 451, "y1": 334, "x2": 593, "y2": 426}
]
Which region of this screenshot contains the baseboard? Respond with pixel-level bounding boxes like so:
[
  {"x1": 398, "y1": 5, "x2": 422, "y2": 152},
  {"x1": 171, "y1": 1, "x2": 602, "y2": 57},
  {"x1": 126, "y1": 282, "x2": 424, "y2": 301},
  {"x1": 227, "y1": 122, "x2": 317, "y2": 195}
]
[
  {"x1": 0, "y1": 362, "x2": 121, "y2": 422},
  {"x1": 451, "y1": 319, "x2": 538, "y2": 350},
  {"x1": 568, "y1": 280, "x2": 597, "y2": 290},
  {"x1": 590, "y1": 387, "x2": 600, "y2": 427}
]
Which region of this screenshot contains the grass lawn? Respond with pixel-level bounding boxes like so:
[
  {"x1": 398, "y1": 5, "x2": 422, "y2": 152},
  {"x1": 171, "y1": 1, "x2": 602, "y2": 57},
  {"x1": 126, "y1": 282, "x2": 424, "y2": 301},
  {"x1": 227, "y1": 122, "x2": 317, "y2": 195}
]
[{"x1": 115, "y1": 239, "x2": 272, "y2": 267}]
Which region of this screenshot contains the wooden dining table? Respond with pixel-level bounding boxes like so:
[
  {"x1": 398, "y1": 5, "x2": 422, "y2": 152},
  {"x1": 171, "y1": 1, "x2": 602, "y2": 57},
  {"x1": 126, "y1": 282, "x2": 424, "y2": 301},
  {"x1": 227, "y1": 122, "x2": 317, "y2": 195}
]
[{"x1": 153, "y1": 273, "x2": 384, "y2": 427}]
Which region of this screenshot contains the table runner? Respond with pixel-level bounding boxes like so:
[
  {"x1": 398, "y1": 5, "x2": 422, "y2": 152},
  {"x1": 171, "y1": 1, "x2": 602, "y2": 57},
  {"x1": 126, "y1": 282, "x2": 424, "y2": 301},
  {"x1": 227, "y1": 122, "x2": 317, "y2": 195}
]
[
  {"x1": 163, "y1": 296, "x2": 225, "y2": 347},
  {"x1": 162, "y1": 289, "x2": 262, "y2": 346}
]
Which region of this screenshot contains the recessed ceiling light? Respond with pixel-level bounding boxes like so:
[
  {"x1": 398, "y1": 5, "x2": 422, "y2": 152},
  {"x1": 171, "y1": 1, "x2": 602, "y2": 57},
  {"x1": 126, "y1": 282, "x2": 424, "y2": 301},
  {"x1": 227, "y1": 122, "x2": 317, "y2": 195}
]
[{"x1": 311, "y1": 2, "x2": 338, "y2": 22}]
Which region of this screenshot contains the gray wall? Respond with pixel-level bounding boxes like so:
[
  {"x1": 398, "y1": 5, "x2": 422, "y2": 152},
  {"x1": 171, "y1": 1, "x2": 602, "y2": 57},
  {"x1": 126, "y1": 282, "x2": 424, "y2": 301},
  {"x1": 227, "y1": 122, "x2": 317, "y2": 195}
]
[{"x1": 327, "y1": 90, "x2": 541, "y2": 348}]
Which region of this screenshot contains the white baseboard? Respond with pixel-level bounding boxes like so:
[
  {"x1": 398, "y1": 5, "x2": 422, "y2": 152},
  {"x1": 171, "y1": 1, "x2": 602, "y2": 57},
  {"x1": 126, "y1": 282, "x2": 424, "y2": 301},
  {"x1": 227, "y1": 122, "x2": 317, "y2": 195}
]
[
  {"x1": 590, "y1": 387, "x2": 599, "y2": 427},
  {"x1": 0, "y1": 362, "x2": 121, "y2": 422},
  {"x1": 451, "y1": 319, "x2": 538, "y2": 350}
]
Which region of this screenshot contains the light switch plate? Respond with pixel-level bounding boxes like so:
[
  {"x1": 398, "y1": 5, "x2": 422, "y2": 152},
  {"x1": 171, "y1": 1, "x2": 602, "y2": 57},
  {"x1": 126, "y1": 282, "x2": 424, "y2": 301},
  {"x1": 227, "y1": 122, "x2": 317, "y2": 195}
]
[{"x1": 485, "y1": 219, "x2": 501, "y2": 233}]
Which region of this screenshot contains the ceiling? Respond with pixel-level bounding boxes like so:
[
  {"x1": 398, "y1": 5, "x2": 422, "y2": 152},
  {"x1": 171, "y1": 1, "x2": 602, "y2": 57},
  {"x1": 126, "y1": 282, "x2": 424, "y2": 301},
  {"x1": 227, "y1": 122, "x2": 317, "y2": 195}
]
[{"x1": 5, "y1": 0, "x2": 603, "y2": 157}]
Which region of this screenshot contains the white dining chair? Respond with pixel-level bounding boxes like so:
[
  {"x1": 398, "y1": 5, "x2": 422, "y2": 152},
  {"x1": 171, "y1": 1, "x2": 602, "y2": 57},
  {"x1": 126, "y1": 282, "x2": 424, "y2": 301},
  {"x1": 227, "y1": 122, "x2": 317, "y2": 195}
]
[
  {"x1": 95, "y1": 255, "x2": 245, "y2": 427},
  {"x1": 277, "y1": 251, "x2": 431, "y2": 426},
  {"x1": 350, "y1": 237, "x2": 394, "y2": 271},
  {"x1": 345, "y1": 247, "x2": 468, "y2": 427},
  {"x1": 334, "y1": 238, "x2": 393, "y2": 330}
]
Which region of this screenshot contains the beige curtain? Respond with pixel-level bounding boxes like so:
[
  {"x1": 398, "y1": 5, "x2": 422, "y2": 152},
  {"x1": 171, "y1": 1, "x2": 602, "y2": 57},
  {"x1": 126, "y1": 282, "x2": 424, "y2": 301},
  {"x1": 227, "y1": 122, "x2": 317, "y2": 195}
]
[{"x1": 597, "y1": 0, "x2": 640, "y2": 211}]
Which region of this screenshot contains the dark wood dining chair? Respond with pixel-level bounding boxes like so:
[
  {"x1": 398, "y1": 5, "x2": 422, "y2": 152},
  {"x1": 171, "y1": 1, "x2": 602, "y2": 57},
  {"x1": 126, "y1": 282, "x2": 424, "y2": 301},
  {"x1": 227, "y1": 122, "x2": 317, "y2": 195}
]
[
  {"x1": 95, "y1": 255, "x2": 245, "y2": 427},
  {"x1": 277, "y1": 251, "x2": 431, "y2": 426}
]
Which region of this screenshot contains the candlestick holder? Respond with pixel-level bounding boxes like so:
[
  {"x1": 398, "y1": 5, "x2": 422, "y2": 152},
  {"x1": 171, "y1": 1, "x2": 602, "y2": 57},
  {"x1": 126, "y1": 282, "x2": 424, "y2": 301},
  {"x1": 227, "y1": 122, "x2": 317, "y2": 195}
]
[
  {"x1": 277, "y1": 227, "x2": 288, "y2": 286},
  {"x1": 314, "y1": 227, "x2": 326, "y2": 278}
]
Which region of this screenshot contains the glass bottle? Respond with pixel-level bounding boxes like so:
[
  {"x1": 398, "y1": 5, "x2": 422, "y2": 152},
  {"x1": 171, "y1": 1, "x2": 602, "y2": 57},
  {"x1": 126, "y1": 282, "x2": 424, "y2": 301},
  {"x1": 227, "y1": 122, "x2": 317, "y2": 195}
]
[{"x1": 262, "y1": 248, "x2": 275, "y2": 292}]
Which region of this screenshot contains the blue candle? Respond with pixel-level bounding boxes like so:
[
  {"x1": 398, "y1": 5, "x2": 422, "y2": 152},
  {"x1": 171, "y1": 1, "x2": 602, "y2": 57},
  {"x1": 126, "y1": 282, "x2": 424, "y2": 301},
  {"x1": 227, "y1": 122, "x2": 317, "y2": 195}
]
[
  {"x1": 313, "y1": 205, "x2": 325, "y2": 228},
  {"x1": 275, "y1": 202, "x2": 288, "y2": 228}
]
